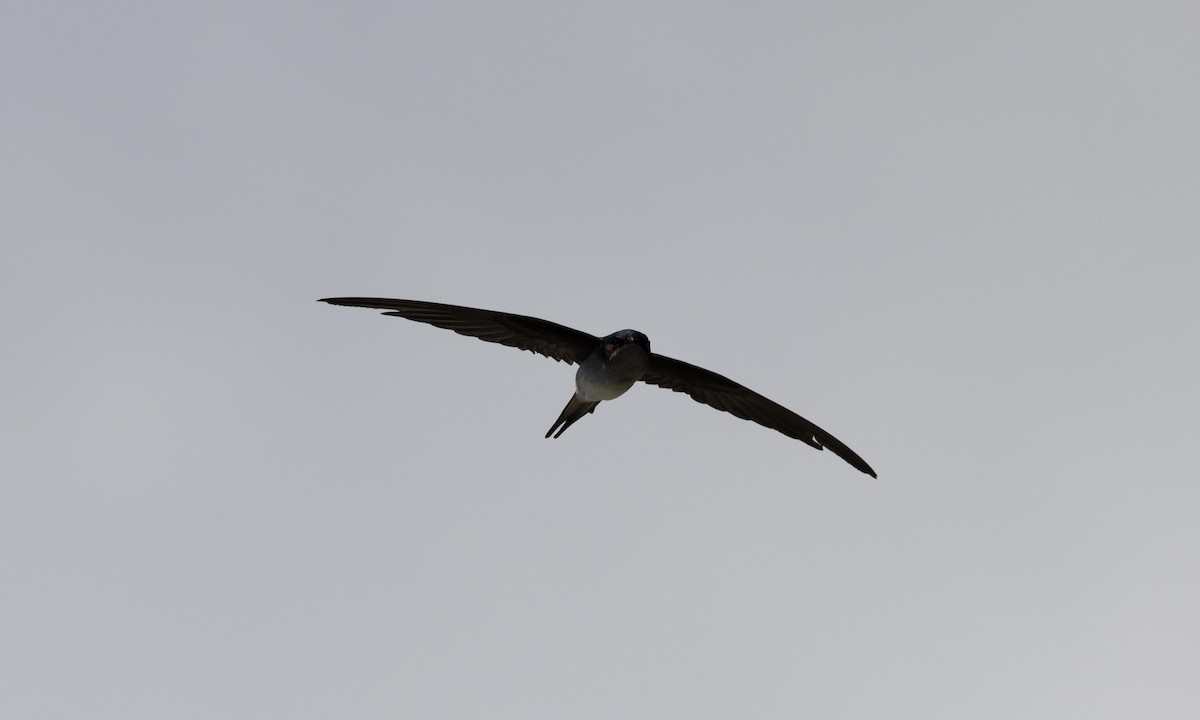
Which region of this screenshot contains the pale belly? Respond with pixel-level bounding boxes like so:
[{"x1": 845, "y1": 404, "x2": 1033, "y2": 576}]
[
  {"x1": 574, "y1": 346, "x2": 649, "y2": 402},
  {"x1": 576, "y1": 371, "x2": 639, "y2": 401}
]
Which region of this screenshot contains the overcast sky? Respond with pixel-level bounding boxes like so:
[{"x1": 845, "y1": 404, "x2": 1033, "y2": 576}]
[{"x1": 3, "y1": 2, "x2": 1198, "y2": 718}]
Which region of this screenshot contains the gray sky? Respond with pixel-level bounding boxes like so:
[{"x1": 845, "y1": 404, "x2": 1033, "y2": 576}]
[{"x1": 4, "y1": 2, "x2": 1198, "y2": 717}]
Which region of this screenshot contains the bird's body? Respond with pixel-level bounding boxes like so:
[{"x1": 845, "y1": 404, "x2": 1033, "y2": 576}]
[
  {"x1": 576, "y1": 330, "x2": 649, "y2": 401},
  {"x1": 321, "y1": 297, "x2": 876, "y2": 477},
  {"x1": 549, "y1": 329, "x2": 650, "y2": 439}
]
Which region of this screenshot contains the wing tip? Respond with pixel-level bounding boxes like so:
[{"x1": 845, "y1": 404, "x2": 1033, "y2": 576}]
[
  {"x1": 842, "y1": 452, "x2": 877, "y2": 478},
  {"x1": 812, "y1": 434, "x2": 877, "y2": 478},
  {"x1": 831, "y1": 446, "x2": 877, "y2": 478}
]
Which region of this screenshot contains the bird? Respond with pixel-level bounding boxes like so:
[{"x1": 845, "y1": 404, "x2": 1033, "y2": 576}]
[{"x1": 320, "y1": 297, "x2": 876, "y2": 476}]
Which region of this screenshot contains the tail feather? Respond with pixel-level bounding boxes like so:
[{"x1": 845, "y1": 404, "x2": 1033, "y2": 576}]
[{"x1": 546, "y1": 395, "x2": 599, "y2": 438}]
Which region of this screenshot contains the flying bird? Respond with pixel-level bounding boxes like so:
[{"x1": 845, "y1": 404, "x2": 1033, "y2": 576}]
[{"x1": 320, "y1": 297, "x2": 876, "y2": 476}]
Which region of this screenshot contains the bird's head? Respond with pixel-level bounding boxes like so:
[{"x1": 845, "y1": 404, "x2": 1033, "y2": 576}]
[{"x1": 600, "y1": 329, "x2": 650, "y2": 361}]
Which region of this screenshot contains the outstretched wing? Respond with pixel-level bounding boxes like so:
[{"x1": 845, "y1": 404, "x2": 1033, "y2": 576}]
[
  {"x1": 641, "y1": 353, "x2": 876, "y2": 477},
  {"x1": 320, "y1": 298, "x2": 598, "y2": 365}
]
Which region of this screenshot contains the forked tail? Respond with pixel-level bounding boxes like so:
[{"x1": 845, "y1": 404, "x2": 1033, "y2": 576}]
[{"x1": 545, "y1": 395, "x2": 599, "y2": 438}]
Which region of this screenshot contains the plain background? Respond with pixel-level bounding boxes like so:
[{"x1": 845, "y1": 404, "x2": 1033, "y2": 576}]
[{"x1": 3, "y1": 2, "x2": 1197, "y2": 717}]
